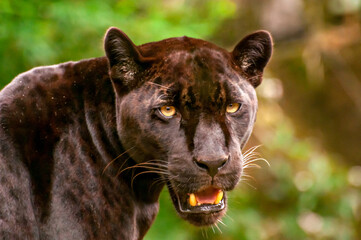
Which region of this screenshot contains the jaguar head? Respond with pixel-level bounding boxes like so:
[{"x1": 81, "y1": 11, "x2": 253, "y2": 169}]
[{"x1": 104, "y1": 27, "x2": 272, "y2": 226}]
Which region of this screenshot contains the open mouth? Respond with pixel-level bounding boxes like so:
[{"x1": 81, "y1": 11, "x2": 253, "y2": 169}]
[
  {"x1": 167, "y1": 181, "x2": 228, "y2": 226},
  {"x1": 176, "y1": 186, "x2": 226, "y2": 213}
]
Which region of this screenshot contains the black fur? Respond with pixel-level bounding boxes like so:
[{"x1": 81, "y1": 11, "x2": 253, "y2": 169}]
[{"x1": 0, "y1": 27, "x2": 272, "y2": 239}]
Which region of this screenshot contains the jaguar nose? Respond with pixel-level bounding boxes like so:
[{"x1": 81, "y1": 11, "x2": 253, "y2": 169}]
[{"x1": 194, "y1": 156, "x2": 229, "y2": 177}]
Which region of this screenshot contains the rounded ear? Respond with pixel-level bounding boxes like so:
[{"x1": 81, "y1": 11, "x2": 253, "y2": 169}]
[
  {"x1": 232, "y1": 31, "x2": 273, "y2": 87},
  {"x1": 104, "y1": 27, "x2": 152, "y2": 91}
]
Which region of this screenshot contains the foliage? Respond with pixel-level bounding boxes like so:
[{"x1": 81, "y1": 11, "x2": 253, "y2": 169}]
[
  {"x1": 1, "y1": 0, "x2": 360, "y2": 239},
  {"x1": 0, "y1": 0, "x2": 235, "y2": 86}
]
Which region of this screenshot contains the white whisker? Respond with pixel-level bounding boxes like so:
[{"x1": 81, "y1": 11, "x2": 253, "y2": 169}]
[
  {"x1": 243, "y1": 157, "x2": 270, "y2": 167},
  {"x1": 214, "y1": 222, "x2": 222, "y2": 233},
  {"x1": 243, "y1": 163, "x2": 261, "y2": 169},
  {"x1": 242, "y1": 181, "x2": 257, "y2": 189},
  {"x1": 241, "y1": 174, "x2": 256, "y2": 181},
  {"x1": 224, "y1": 213, "x2": 234, "y2": 222},
  {"x1": 243, "y1": 145, "x2": 262, "y2": 157},
  {"x1": 217, "y1": 219, "x2": 227, "y2": 227}
]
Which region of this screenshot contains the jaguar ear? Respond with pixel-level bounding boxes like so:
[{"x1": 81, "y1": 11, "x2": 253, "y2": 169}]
[
  {"x1": 104, "y1": 27, "x2": 151, "y2": 91},
  {"x1": 232, "y1": 31, "x2": 273, "y2": 87}
]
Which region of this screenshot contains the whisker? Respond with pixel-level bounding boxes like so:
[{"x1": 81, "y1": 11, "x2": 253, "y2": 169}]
[
  {"x1": 214, "y1": 222, "x2": 222, "y2": 234},
  {"x1": 131, "y1": 170, "x2": 169, "y2": 189},
  {"x1": 146, "y1": 159, "x2": 168, "y2": 163},
  {"x1": 217, "y1": 219, "x2": 227, "y2": 227},
  {"x1": 243, "y1": 163, "x2": 261, "y2": 169},
  {"x1": 102, "y1": 146, "x2": 135, "y2": 175},
  {"x1": 224, "y1": 213, "x2": 234, "y2": 222},
  {"x1": 241, "y1": 174, "x2": 257, "y2": 182},
  {"x1": 125, "y1": 163, "x2": 168, "y2": 169},
  {"x1": 242, "y1": 181, "x2": 257, "y2": 190},
  {"x1": 115, "y1": 155, "x2": 133, "y2": 177},
  {"x1": 243, "y1": 151, "x2": 263, "y2": 160},
  {"x1": 243, "y1": 145, "x2": 262, "y2": 157},
  {"x1": 116, "y1": 160, "x2": 168, "y2": 177},
  {"x1": 243, "y1": 157, "x2": 263, "y2": 163},
  {"x1": 243, "y1": 154, "x2": 263, "y2": 163},
  {"x1": 135, "y1": 168, "x2": 169, "y2": 175},
  {"x1": 239, "y1": 146, "x2": 270, "y2": 192},
  {"x1": 149, "y1": 177, "x2": 167, "y2": 190},
  {"x1": 201, "y1": 228, "x2": 208, "y2": 239},
  {"x1": 130, "y1": 160, "x2": 168, "y2": 167},
  {"x1": 131, "y1": 166, "x2": 169, "y2": 173},
  {"x1": 129, "y1": 162, "x2": 168, "y2": 168},
  {"x1": 243, "y1": 157, "x2": 270, "y2": 167}
]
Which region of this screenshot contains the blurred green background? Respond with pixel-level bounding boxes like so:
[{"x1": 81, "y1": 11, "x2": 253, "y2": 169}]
[{"x1": 1, "y1": 0, "x2": 361, "y2": 239}]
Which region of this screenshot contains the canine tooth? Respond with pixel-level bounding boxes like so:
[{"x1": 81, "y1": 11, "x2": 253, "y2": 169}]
[
  {"x1": 189, "y1": 193, "x2": 197, "y2": 207},
  {"x1": 214, "y1": 191, "x2": 223, "y2": 204}
]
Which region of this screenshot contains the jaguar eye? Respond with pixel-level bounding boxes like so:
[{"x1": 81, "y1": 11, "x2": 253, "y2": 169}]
[
  {"x1": 159, "y1": 105, "x2": 176, "y2": 117},
  {"x1": 226, "y1": 103, "x2": 241, "y2": 113}
]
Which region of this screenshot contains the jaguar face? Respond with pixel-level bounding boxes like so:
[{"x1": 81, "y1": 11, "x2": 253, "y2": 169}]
[{"x1": 104, "y1": 28, "x2": 272, "y2": 226}]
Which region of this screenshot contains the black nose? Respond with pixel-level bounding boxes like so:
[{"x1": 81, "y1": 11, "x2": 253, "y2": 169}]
[{"x1": 194, "y1": 157, "x2": 228, "y2": 177}]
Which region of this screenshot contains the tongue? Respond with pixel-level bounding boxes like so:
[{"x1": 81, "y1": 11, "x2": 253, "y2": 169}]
[{"x1": 195, "y1": 187, "x2": 220, "y2": 204}]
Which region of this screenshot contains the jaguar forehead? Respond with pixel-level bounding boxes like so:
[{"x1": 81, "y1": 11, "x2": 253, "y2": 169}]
[
  {"x1": 148, "y1": 48, "x2": 230, "y2": 107},
  {"x1": 179, "y1": 51, "x2": 228, "y2": 106}
]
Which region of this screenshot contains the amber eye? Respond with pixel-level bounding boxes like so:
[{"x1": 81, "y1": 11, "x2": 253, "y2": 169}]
[
  {"x1": 226, "y1": 103, "x2": 241, "y2": 113},
  {"x1": 159, "y1": 105, "x2": 176, "y2": 117}
]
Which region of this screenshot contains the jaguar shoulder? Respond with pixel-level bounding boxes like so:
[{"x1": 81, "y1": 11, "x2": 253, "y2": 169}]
[{"x1": 0, "y1": 27, "x2": 272, "y2": 239}]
